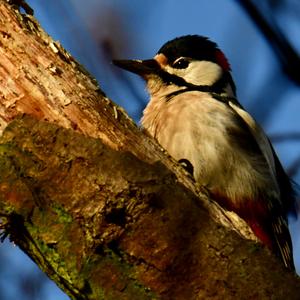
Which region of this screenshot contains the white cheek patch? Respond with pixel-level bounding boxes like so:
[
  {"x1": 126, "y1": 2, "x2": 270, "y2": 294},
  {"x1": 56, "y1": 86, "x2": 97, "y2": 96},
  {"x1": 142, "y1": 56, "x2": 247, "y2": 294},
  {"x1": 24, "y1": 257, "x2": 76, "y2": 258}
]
[{"x1": 165, "y1": 60, "x2": 223, "y2": 86}]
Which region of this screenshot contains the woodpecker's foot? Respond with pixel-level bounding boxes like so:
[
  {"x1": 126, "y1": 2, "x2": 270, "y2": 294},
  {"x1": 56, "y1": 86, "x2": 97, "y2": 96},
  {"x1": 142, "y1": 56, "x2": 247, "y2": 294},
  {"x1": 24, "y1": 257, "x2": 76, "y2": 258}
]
[{"x1": 178, "y1": 158, "x2": 194, "y2": 178}]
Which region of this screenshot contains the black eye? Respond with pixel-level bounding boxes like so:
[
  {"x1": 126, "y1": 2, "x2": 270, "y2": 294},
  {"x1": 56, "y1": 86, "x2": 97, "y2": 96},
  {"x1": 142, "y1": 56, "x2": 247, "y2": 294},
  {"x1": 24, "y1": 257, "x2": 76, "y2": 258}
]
[{"x1": 172, "y1": 58, "x2": 190, "y2": 69}]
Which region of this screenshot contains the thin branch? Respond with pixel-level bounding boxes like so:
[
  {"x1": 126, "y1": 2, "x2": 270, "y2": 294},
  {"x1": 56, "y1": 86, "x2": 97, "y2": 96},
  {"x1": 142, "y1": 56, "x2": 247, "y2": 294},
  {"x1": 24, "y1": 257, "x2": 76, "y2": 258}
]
[
  {"x1": 270, "y1": 132, "x2": 300, "y2": 143},
  {"x1": 236, "y1": 0, "x2": 300, "y2": 85},
  {"x1": 287, "y1": 156, "x2": 300, "y2": 178}
]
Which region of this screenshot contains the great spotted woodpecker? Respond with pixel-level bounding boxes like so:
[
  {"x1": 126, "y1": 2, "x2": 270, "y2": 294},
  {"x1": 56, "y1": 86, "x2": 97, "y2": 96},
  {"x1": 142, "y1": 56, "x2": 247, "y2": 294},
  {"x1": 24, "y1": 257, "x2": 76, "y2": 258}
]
[{"x1": 113, "y1": 35, "x2": 296, "y2": 270}]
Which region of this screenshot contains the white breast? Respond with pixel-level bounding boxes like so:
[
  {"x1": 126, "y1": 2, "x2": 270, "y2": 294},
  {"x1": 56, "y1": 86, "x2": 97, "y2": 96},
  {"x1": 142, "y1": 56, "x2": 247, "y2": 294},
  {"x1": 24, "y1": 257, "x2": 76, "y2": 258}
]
[{"x1": 142, "y1": 90, "x2": 279, "y2": 203}]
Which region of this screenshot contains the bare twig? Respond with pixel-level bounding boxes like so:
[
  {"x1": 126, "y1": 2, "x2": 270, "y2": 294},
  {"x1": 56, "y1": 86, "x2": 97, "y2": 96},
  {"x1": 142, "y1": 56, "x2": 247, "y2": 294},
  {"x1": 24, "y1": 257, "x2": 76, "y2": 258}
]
[
  {"x1": 287, "y1": 156, "x2": 300, "y2": 178},
  {"x1": 270, "y1": 132, "x2": 300, "y2": 143},
  {"x1": 236, "y1": 0, "x2": 300, "y2": 85}
]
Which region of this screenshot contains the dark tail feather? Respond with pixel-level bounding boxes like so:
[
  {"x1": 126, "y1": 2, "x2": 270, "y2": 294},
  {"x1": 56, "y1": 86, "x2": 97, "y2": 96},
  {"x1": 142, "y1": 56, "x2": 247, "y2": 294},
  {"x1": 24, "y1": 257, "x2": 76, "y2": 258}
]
[{"x1": 249, "y1": 216, "x2": 295, "y2": 271}]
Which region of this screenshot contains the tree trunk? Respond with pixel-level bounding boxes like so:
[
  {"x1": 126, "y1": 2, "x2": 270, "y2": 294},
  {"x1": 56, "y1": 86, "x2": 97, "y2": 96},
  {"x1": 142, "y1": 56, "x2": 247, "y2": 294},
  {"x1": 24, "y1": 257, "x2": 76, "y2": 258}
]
[{"x1": 0, "y1": 1, "x2": 299, "y2": 299}]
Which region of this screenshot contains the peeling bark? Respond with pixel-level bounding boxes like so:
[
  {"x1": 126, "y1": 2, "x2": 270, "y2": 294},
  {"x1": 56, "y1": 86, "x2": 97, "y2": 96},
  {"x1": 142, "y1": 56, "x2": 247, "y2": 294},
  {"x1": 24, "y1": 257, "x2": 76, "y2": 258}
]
[{"x1": 0, "y1": 1, "x2": 299, "y2": 299}]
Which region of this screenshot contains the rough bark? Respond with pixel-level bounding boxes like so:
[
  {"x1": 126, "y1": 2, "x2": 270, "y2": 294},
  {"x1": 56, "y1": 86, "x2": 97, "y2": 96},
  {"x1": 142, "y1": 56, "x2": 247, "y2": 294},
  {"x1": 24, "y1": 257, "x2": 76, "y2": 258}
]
[{"x1": 0, "y1": 1, "x2": 299, "y2": 299}]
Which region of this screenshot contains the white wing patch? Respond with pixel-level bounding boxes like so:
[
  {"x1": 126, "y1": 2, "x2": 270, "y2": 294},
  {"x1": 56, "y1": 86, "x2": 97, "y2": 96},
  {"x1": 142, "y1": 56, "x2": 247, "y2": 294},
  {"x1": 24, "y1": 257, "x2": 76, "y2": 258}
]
[{"x1": 228, "y1": 101, "x2": 278, "y2": 185}]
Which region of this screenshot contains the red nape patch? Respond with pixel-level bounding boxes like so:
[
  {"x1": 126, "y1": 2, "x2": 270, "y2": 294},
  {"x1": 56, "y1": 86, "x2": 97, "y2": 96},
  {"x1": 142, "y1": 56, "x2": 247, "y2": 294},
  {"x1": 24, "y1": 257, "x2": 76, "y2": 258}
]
[
  {"x1": 215, "y1": 50, "x2": 231, "y2": 71},
  {"x1": 248, "y1": 221, "x2": 273, "y2": 250}
]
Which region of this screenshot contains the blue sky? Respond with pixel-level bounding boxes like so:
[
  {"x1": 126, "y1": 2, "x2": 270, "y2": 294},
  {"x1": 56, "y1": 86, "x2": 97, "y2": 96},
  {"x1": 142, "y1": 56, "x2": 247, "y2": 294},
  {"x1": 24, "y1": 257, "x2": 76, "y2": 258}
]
[{"x1": 1, "y1": 1, "x2": 299, "y2": 299}]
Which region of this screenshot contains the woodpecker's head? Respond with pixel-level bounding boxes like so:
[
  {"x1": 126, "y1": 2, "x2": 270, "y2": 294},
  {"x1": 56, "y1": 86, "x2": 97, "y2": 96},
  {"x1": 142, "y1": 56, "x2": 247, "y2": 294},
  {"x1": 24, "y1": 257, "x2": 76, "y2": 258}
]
[{"x1": 113, "y1": 35, "x2": 236, "y2": 96}]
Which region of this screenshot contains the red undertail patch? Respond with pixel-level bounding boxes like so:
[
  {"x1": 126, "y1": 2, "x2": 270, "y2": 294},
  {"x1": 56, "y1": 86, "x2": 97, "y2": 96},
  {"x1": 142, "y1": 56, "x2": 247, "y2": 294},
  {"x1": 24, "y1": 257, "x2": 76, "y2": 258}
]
[
  {"x1": 246, "y1": 221, "x2": 273, "y2": 250},
  {"x1": 210, "y1": 191, "x2": 273, "y2": 250}
]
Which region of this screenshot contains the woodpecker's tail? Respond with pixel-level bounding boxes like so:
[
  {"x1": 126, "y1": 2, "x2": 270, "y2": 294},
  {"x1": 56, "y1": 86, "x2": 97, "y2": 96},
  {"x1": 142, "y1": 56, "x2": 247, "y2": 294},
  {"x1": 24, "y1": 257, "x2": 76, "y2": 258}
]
[{"x1": 247, "y1": 211, "x2": 295, "y2": 271}]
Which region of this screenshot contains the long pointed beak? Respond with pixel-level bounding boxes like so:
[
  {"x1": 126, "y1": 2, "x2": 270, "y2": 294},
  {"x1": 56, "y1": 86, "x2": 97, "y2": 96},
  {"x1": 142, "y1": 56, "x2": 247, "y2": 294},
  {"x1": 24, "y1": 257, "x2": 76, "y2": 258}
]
[{"x1": 112, "y1": 59, "x2": 161, "y2": 76}]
